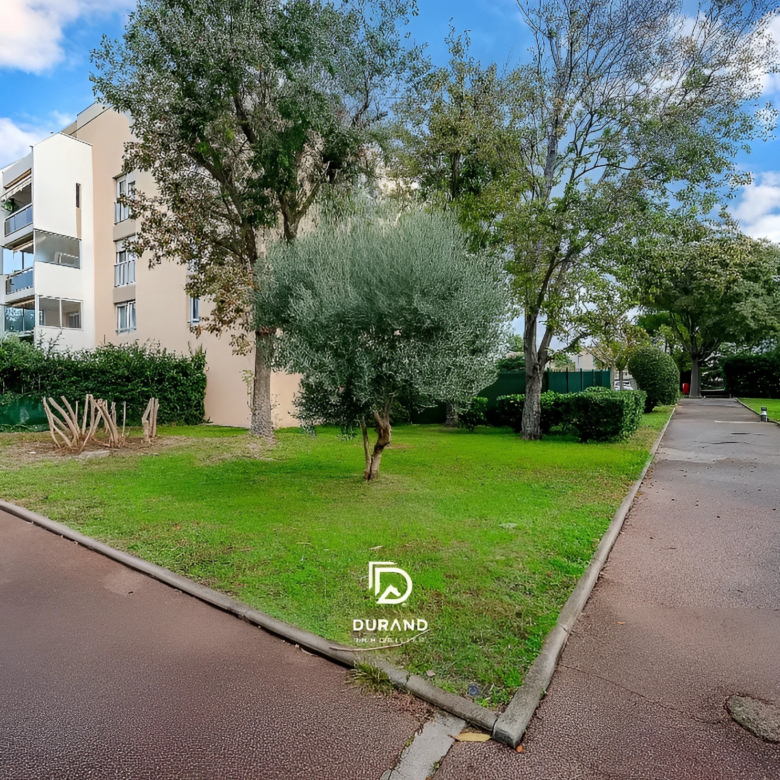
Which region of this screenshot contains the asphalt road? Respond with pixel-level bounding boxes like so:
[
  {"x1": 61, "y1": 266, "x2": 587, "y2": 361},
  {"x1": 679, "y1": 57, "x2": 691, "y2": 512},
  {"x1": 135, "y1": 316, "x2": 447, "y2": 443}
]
[
  {"x1": 0, "y1": 511, "x2": 422, "y2": 780},
  {"x1": 438, "y1": 398, "x2": 780, "y2": 779}
]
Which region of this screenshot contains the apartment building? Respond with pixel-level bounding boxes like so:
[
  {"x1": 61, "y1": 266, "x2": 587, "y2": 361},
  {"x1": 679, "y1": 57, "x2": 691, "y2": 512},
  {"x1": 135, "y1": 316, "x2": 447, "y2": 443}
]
[{"x1": 0, "y1": 103, "x2": 299, "y2": 428}]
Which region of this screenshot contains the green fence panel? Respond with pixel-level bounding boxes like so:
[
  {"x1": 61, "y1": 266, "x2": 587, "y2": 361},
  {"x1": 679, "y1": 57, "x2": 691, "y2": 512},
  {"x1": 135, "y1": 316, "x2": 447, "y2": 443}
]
[
  {"x1": 0, "y1": 395, "x2": 48, "y2": 428},
  {"x1": 406, "y1": 369, "x2": 610, "y2": 425}
]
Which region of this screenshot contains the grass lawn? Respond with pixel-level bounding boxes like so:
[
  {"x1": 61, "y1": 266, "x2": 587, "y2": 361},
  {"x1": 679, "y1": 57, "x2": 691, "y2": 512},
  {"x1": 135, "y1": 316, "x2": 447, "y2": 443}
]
[
  {"x1": 740, "y1": 398, "x2": 780, "y2": 422},
  {"x1": 0, "y1": 410, "x2": 672, "y2": 707}
]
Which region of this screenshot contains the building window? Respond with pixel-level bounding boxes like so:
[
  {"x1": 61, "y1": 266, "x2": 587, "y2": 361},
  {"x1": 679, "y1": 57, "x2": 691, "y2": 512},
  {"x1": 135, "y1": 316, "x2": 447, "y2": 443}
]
[
  {"x1": 187, "y1": 295, "x2": 200, "y2": 324},
  {"x1": 114, "y1": 240, "x2": 136, "y2": 286},
  {"x1": 116, "y1": 300, "x2": 137, "y2": 333},
  {"x1": 114, "y1": 175, "x2": 136, "y2": 223},
  {"x1": 38, "y1": 297, "x2": 82, "y2": 329}
]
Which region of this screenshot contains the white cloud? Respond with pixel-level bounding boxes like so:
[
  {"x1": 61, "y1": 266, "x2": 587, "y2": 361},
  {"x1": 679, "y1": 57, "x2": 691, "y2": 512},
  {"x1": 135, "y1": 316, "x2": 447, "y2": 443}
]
[
  {"x1": 732, "y1": 171, "x2": 780, "y2": 243},
  {"x1": 0, "y1": 115, "x2": 72, "y2": 169},
  {"x1": 0, "y1": 0, "x2": 132, "y2": 74}
]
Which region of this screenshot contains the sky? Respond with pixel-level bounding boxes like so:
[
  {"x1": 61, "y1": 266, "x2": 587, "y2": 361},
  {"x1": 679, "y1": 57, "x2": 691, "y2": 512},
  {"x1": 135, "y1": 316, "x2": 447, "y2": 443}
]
[{"x1": 0, "y1": 0, "x2": 779, "y2": 242}]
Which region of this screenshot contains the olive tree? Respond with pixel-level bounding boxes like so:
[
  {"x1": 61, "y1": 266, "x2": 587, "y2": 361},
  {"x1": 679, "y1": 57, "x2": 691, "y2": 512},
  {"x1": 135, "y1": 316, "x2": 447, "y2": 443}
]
[{"x1": 256, "y1": 207, "x2": 510, "y2": 479}]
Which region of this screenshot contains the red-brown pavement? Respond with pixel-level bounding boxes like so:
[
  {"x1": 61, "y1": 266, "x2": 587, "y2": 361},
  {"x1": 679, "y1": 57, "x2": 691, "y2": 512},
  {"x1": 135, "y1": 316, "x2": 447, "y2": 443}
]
[
  {"x1": 439, "y1": 398, "x2": 780, "y2": 779},
  {"x1": 0, "y1": 510, "x2": 422, "y2": 779}
]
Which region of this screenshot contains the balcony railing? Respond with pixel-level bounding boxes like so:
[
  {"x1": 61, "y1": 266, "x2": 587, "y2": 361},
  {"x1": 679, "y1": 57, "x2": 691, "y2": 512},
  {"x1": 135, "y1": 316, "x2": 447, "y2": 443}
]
[
  {"x1": 114, "y1": 259, "x2": 136, "y2": 287},
  {"x1": 4, "y1": 204, "x2": 32, "y2": 237},
  {"x1": 5, "y1": 268, "x2": 33, "y2": 295},
  {"x1": 3, "y1": 305, "x2": 35, "y2": 334}
]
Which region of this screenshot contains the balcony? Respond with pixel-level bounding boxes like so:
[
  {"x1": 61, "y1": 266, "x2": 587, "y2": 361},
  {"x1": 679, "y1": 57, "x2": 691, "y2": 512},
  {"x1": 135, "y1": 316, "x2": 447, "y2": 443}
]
[
  {"x1": 4, "y1": 205, "x2": 33, "y2": 237},
  {"x1": 3, "y1": 303, "x2": 35, "y2": 334},
  {"x1": 5, "y1": 268, "x2": 33, "y2": 295}
]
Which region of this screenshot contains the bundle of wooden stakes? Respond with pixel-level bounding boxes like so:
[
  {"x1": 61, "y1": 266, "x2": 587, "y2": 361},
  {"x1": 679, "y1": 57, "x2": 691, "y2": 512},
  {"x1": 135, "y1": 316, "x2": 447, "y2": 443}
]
[{"x1": 42, "y1": 395, "x2": 159, "y2": 452}]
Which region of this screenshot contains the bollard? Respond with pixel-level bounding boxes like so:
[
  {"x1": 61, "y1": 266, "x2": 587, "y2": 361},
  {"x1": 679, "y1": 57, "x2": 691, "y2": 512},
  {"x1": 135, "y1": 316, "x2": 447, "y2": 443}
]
[{"x1": 761, "y1": 406, "x2": 768, "y2": 422}]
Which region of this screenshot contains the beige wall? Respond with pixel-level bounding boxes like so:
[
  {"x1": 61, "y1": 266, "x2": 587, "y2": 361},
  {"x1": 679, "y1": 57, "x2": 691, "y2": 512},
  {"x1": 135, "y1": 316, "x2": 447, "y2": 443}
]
[{"x1": 69, "y1": 106, "x2": 300, "y2": 429}]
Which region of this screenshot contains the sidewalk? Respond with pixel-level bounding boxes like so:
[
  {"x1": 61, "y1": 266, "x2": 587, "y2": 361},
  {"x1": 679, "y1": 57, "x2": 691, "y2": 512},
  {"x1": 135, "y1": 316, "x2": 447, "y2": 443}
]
[
  {"x1": 438, "y1": 399, "x2": 780, "y2": 779},
  {"x1": 0, "y1": 510, "x2": 423, "y2": 780}
]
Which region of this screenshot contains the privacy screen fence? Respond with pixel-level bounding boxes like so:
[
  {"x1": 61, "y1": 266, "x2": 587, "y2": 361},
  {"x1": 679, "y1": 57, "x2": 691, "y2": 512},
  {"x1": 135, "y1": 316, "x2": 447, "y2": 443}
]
[{"x1": 410, "y1": 369, "x2": 612, "y2": 424}]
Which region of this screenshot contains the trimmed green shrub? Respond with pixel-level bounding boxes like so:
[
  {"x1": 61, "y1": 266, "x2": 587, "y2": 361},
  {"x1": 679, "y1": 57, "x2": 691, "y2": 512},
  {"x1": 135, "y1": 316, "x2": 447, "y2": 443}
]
[
  {"x1": 721, "y1": 352, "x2": 780, "y2": 397},
  {"x1": 0, "y1": 338, "x2": 206, "y2": 425},
  {"x1": 492, "y1": 394, "x2": 525, "y2": 431},
  {"x1": 628, "y1": 346, "x2": 680, "y2": 412},
  {"x1": 492, "y1": 392, "x2": 570, "y2": 434},
  {"x1": 458, "y1": 397, "x2": 489, "y2": 431},
  {"x1": 567, "y1": 389, "x2": 646, "y2": 442}
]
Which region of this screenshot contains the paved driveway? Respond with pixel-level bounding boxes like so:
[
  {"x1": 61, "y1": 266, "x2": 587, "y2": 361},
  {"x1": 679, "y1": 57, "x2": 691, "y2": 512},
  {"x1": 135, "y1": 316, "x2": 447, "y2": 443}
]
[
  {"x1": 0, "y1": 511, "x2": 421, "y2": 780},
  {"x1": 439, "y1": 399, "x2": 780, "y2": 779}
]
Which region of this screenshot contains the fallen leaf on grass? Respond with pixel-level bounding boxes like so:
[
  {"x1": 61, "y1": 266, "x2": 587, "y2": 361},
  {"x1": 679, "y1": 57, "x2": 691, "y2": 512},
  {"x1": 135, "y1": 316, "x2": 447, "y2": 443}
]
[
  {"x1": 454, "y1": 732, "x2": 491, "y2": 742},
  {"x1": 426, "y1": 670, "x2": 436, "y2": 678},
  {"x1": 369, "y1": 545, "x2": 383, "y2": 550}
]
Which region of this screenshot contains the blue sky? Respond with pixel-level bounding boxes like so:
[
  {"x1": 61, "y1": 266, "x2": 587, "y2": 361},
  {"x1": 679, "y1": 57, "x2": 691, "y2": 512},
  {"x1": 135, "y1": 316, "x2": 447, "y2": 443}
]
[{"x1": 1, "y1": 0, "x2": 779, "y2": 240}]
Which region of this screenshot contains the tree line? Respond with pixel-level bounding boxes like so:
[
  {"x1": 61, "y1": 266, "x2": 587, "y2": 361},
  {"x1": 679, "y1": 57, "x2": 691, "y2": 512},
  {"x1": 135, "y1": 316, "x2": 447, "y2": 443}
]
[{"x1": 91, "y1": 0, "x2": 780, "y2": 452}]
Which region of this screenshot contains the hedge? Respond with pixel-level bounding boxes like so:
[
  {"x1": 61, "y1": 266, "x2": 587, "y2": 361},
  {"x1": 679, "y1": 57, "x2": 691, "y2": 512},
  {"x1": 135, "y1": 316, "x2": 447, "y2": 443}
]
[
  {"x1": 722, "y1": 352, "x2": 780, "y2": 397},
  {"x1": 470, "y1": 388, "x2": 645, "y2": 441},
  {"x1": 566, "y1": 388, "x2": 646, "y2": 442},
  {"x1": 628, "y1": 346, "x2": 680, "y2": 412},
  {"x1": 0, "y1": 339, "x2": 207, "y2": 425}
]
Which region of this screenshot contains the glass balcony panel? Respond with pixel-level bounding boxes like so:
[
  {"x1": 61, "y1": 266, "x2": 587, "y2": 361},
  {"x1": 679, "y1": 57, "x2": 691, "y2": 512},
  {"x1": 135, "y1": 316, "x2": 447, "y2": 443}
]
[
  {"x1": 35, "y1": 231, "x2": 80, "y2": 269},
  {"x1": 4, "y1": 304, "x2": 35, "y2": 334},
  {"x1": 2, "y1": 244, "x2": 34, "y2": 274},
  {"x1": 4, "y1": 205, "x2": 32, "y2": 237},
  {"x1": 6, "y1": 268, "x2": 33, "y2": 295}
]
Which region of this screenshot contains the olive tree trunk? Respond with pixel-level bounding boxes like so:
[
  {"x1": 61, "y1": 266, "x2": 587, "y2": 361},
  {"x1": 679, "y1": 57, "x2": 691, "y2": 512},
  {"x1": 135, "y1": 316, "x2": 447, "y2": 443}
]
[
  {"x1": 250, "y1": 331, "x2": 274, "y2": 438},
  {"x1": 444, "y1": 402, "x2": 459, "y2": 428},
  {"x1": 362, "y1": 410, "x2": 392, "y2": 481}
]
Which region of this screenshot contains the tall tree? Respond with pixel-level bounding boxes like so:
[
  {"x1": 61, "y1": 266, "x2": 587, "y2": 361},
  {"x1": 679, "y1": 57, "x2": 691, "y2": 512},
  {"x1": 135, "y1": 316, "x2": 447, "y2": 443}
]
[
  {"x1": 502, "y1": 0, "x2": 779, "y2": 438},
  {"x1": 639, "y1": 226, "x2": 780, "y2": 397},
  {"x1": 91, "y1": 0, "x2": 418, "y2": 437},
  {"x1": 256, "y1": 207, "x2": 509, "y2": 479},
  {"x1": 391, "y1": 30, "x2": 519, "y2": 424}
]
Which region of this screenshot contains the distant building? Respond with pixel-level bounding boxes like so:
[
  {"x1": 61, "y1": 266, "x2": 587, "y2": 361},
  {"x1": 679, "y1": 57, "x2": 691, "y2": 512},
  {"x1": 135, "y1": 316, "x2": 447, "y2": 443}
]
[{"x1": 1, "y1": 104, "x2": 299, "y2": 428}]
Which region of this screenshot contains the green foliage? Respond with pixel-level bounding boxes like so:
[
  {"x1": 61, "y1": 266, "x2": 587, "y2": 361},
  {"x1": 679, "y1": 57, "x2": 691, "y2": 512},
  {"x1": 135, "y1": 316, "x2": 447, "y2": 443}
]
[
  {"x1": 458, "y1": 397, "x2": 488, "y2": 431},
  {"x1": 628, "y1": 346, "x2": 681, "y2": 412},
  {"x1": 92, "y1": 0, "x2": 419, "y2": 338},
  {"x1": 722, "y1": 352, "x2": 780, "y2": 397},
  {"x1": 496, "y1": 354, "x2": 525, "y2": 372},
  {"x1": 493, "y1": 391, "x2": 569, "y2": 434},
  {"x1": 0, "y1": 338, "x2": 206, "y2": 424},
  {"x1": 566, "y1": 389, "x2": 646, "y2": 442},
  {"x1": 390, "y1": 28, "x2": 518, "y2": 250},
  {"x1": 637, "y1": 225, "x2": 780, "y2": 392},
  {"x1": 257, "y1": 208, "x2": 510, "y2": 434},
  {"x1": 492, "y1": 388, "x2": 645, "y2": 441}
]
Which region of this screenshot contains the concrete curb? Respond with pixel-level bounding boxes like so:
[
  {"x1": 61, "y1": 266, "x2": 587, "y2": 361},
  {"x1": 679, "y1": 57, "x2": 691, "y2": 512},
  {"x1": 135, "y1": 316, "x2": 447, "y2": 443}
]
[
  {"x1": 492, "y1": 406, "x2": 677, "y2": 747},
  {"x1": 0, "y1": 500, "x2": 498, "y2": 734},
  {"x1": 734, "y1": 398, "x2": 780, "y2": 427},
  {"x1": 0, "y1": 410, "x2": 674, "y2": 744}
]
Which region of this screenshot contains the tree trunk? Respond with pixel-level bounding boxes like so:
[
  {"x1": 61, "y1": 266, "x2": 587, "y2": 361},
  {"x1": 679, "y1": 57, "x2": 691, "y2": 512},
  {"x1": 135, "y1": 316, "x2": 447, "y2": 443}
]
[
  {"x1": 618, "y1": 368, "x2": 624, "y2": 390},
  {"x1": 364, "y1": 412, "x2": 391, "y2": 481},
  {"x1": 689, "y1": 354, "x2": 702, "y2": 399},
  {"x1": 444, "y1": 402, "x2": 459, "y2": 428},
  {"x1": 250, "y1": 331, "x2": 274, "y2": 438},
  {"x1": 522, "y1": 358, "x2": 544, "y2": 440}
]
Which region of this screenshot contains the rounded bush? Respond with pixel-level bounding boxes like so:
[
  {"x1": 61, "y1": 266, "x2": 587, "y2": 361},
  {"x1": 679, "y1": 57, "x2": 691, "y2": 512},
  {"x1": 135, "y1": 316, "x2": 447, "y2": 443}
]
[{"x1": 628, "y1": 347, "x2": 680, "y2": 412}]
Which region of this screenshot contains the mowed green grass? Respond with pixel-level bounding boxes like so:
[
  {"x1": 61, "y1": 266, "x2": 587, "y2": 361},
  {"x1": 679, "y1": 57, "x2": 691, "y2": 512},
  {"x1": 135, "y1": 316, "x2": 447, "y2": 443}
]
[
  {"x1": 740, "y1": 398, "x2": 780, "y2": 422},
  {"x1": 0, "y1": 411, "x2": 672, "y2": 706}
]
